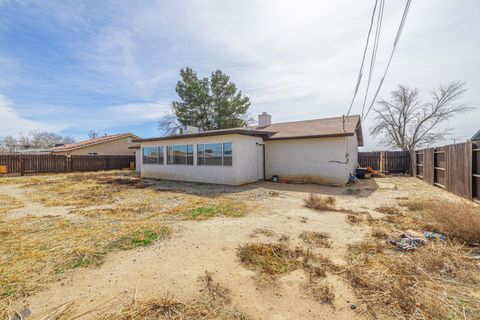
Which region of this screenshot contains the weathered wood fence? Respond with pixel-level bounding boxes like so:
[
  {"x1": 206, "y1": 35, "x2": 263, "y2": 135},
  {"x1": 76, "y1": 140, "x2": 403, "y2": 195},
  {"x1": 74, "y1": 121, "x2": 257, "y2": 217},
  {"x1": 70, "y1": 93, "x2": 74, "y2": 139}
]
[
  {"x1": 415, "y1": 141, "x2": 479, "y2": 202},
  {"x1": 0, "y1": 154, "x2": 135, "y2": 176},
  {"x1": 358, "y1": 150, "x2": 411, "y2": 173}
]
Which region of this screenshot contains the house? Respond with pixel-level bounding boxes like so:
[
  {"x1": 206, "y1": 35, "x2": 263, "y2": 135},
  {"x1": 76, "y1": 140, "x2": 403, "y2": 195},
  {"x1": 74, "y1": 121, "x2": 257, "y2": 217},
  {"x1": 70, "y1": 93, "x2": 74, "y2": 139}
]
[
  {"x1": 52, "y1": 133, "x2": 140, "y2": 156},
  {"x1": 134, "y1": 113, "x2": 363, "y2": 186},
  {"x1": 472, "y1": 129, "x2": 480, "y2": 141}
]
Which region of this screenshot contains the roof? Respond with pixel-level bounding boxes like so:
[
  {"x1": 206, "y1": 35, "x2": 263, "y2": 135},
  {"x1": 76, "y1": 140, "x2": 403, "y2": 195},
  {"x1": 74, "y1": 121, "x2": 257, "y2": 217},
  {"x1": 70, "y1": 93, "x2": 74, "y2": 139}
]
[
  {"x1": 135, "y1": 115, "x2": 363, "y2": 146},
  {"x1": 52, "y1": 133, "x2": 141, "y2": 152},
  {"x1": 472, "y1": 129, "x2": 480, "y2": 141}
]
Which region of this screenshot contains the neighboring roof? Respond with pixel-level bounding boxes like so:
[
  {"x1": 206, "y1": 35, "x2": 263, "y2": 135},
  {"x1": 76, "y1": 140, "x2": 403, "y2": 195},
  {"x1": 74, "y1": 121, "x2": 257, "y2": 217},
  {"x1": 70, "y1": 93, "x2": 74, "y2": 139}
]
[
  {"x1": 52, "y1": 133, "x2": 141, "y2": 152},
  {"x1": 472, "y1": 129, "x2": 480, "y2": 141},
  {"x1": 135, "y1": 115, "x2": 363, "y2": 146}
]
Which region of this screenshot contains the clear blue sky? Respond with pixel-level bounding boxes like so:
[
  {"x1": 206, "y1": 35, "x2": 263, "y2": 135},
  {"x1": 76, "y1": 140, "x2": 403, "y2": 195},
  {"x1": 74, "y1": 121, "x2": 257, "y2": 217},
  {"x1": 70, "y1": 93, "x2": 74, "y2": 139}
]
[{"x1": 1, "y1": 0, "x2": 479, "y2": 148}]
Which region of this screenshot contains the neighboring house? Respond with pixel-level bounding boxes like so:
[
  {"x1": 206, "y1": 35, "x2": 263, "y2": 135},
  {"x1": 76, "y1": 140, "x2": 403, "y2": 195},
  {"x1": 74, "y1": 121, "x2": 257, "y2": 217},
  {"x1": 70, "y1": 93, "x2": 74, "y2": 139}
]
[
  {"x1": 472, "y1": 129, "x2": 480, "y2": 141},
  {"x1": 134, "y1": 113, "x2": 363, "y2": 186},
  {"x1": 52, "y1": 133, "x2": 140, "y2": 156}
]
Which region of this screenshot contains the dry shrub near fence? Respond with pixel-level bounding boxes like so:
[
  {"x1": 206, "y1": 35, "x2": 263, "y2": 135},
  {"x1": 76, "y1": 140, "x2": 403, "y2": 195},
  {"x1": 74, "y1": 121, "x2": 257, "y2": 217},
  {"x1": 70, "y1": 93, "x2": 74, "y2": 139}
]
[
  {"x1": 346, "y1": 240, "x2": 480, "y2": 319},
  {"x1": 406, "y1": 198, "x2": 480, "y2": 245}
]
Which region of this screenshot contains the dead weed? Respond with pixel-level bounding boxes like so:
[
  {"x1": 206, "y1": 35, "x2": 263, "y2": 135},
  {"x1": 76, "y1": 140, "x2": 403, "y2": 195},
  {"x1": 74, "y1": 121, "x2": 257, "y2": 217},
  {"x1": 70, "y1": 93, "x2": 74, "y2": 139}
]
[
  {"x1": 23, "y1": 272, "x2": 248, "y2": 320},
  {"x1": 303, "y1": 194, "x2": 336, "y2": 211},
  {"x1": 299, "y1": 231, "x2": 331, "y2": 248},
  {"x1": 344, "y1": 240, "x2": 480, "y2": 319}
]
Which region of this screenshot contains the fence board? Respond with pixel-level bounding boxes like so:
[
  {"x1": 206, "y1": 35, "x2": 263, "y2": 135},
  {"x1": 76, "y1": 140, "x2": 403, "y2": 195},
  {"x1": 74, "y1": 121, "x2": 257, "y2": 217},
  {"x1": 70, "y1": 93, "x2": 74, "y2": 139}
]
[
  {"x1": 415, "y1": 141, "x2": 475, "y2": 201},
  {"x1": 358, "y1": 151, "x2": 410, "y2": 174},
  {"x1": 0, "y1": 154, "x2": 134, "y2": 176},
  {"x1": 423, "y1": 148, "x2": 435, "y2": 185}
]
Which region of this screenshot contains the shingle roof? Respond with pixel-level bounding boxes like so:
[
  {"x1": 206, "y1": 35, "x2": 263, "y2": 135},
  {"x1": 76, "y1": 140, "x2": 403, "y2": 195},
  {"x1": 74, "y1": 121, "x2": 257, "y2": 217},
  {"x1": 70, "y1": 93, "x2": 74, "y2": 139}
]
[
  {"x1": 472, "y1": 129, "x2": 480, "y2": 141},
  {"x1": 135, "y1": 115, "x2": 363, "y2": 146},
  {"x1": 52, "y1": 133, "x2": 140, "y2": 152}
]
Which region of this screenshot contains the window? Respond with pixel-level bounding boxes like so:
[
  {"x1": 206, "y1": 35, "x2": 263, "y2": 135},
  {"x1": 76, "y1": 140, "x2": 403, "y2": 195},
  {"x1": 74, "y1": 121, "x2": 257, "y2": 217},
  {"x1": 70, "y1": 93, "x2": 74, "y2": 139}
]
[
  {"x1": 143, "y1": 146, "x2": 164, "y2": 164},
  {"x1": 167, "y1": 145, "x2": 193, "y2": 165},
  {"x1": 223, "y1": 143, "x2": 232, "y2": 166},
  {"x1": 197, "y1": 142, "x2": 232, "y2": 166},
  {"x1": 88, "y1": 152, "x2": 98, "y2": 156}
]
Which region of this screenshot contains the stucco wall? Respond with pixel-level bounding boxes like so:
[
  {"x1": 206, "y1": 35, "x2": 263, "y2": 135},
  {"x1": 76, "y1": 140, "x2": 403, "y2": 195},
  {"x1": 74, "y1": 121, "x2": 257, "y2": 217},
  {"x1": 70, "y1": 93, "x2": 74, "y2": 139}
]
[
  {"x1": 140, "y1": 134, "x2": 262, "y2": 185},
  {"x1": 264, "y1": 135, "x2": 358, "y2": 185},
  {"x1": 345, "y1": 133, "x2": 359, "y2": 179},
  {"x1": 135, "y1": 149, "x2": 141, "y2": 173},
  {"x1": 54, "y1": 137, "x2": 136, "y2": 156}
]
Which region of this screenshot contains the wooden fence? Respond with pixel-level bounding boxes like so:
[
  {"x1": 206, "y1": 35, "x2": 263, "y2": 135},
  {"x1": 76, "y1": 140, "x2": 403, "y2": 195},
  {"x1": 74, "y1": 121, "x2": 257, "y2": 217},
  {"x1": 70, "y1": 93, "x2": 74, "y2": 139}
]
[
  {"x1": 0, "y1": 154, "x2": 135, "y2": 176},
  {"x1": 415, "y1": 141, "x2": 479, "y2": 202},
  {"x1": 358, "y1": 150, "x2": 411, "y2": 174}
]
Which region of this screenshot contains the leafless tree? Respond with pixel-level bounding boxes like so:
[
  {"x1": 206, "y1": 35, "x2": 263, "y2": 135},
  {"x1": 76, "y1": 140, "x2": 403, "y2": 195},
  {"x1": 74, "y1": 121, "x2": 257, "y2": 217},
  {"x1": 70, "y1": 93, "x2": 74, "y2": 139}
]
[
  {"x1": 2, "y1": 131, "x2": 76, "y2": 150},
  {"x1": 370, "y1": 81, "x2": 474, "y2": 150},
  {"x1": 0, "y1": 135, "x2": 18, "y2": 153},
  {"x1": 158, "y1": 108, "x2": 182, "y2": 135},
  {"x1": 88, "y1": 130, "x2": 100, "y2": 139}
]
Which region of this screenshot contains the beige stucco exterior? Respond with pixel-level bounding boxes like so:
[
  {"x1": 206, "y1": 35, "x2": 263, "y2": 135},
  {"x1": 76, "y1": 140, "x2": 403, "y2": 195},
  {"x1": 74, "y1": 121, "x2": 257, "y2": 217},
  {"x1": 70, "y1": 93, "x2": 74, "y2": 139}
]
[
  {"x1": 264, "y1": 133, "x2": 358, "y2": 185},
  {"x1": 139, "y1": 132, "x2": 359, "y2": 186},
  {"x1": 53, "y1": 136, "x2": 137, "y2": 156},
  {"x1": 140, "y1": 134, "x2": 263, "y2": 185}
]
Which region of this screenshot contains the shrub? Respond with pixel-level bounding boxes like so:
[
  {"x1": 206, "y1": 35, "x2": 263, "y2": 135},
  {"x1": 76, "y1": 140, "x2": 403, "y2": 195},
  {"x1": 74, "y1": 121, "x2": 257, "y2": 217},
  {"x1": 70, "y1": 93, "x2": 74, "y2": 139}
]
[
  {"x1": 375, "y1": 206, "x2": 401, "y2": 215},
  {"x1": 303, "y1": 194, "x2": 336, "y2": 211},
  {"x1": 299, "y1": 231, "x2": 331, "y2": 248},
  {"x1": 420, "y1": 200, "x2": 480, "y2": 245}
]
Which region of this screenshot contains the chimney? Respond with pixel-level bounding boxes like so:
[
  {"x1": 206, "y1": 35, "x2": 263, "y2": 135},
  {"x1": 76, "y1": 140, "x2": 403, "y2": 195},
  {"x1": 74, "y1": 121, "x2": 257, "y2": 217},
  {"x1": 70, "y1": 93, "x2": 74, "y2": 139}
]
[{"x1": 258, "y1": 112, "x2": 271, "y2": 127}]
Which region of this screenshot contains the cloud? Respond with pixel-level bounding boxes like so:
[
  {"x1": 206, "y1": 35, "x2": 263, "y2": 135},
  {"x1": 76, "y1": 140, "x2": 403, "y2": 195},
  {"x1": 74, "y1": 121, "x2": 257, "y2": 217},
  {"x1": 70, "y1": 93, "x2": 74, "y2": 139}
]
[
  {"x1": 0, "y1": 95, "x2": 64, "y2": 136},
  {"x1": 1, "y1": 0, "x2": 479, "y2": 146}
]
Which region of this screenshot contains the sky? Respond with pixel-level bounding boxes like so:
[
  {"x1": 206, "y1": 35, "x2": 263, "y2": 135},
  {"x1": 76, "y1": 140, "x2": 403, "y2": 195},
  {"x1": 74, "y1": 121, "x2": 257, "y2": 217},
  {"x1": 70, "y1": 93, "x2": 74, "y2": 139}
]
[{"x1": 0, "y1": 0, "x2": 479, "y2": 149}]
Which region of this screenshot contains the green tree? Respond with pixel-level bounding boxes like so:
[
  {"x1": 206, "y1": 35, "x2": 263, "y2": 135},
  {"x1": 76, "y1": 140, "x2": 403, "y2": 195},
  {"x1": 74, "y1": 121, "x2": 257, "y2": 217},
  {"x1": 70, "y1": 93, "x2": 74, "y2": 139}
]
[{"x1": 162, "y1": 67, "x2": 251, "y2": 134}]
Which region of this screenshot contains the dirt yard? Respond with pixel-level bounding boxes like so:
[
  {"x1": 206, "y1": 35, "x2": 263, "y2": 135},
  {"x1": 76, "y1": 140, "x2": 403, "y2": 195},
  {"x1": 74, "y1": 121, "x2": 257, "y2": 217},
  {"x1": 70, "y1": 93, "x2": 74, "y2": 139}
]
[{"x1": 1, "y1": 171, "x2": 479, "y2": 319}]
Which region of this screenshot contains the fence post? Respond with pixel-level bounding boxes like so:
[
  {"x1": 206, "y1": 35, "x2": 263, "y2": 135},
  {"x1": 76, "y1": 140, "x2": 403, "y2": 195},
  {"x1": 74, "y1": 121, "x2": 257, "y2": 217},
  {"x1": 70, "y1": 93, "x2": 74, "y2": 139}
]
[{"x1": 19, "y1": 155, "x2": 24, "y2": 176}]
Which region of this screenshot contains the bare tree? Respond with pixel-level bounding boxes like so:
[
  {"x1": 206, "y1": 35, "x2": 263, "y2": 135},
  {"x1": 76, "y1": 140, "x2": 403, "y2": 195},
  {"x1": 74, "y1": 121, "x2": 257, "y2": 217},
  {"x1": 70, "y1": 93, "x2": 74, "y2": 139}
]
[
  {"x1": 158, "y1": 109, "x2": 182, "y2": 136},
  {"x1": 370, "y1": 81, "x2": 474, "y2": 150},
  {"x1": 0, "y1": 135, "x2": 18, "y2": 153},
  {"x1": 5, "y1": 131, "x2": 76, "y2": 149},
  {"x1": 88, "y1": 130, "x2": 99, "y2": 139}
]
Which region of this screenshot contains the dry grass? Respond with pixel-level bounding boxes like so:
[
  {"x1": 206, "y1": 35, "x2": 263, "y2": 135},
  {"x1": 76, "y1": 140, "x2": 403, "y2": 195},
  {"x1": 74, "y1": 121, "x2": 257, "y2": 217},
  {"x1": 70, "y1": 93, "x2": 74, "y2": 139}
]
[
  {"x1": 237, "y1": 242, "x2": 337, "y2": 286},
  {"x1": 303, "y1": 194, "x2": 336, "y2": 211},
  {"x1": 23, "y1": 271, "x2": 249, "y2": 320},
  {"x1": 299, "y1": 231, "x2": 331, "y2": 248},
  {"x1": 0, "y1": 215, "x2": 171, "y2": 300},
  {"x1": 250, "y1": 228, "x2": 275, "y2": 238},
  {"x1": 346, "y1": 214, "x2": 362, "y2": 224},
  {"x1": 237, "y1": 242, "x2": 301, "y2": 275},
  {"x1": 344, "y1": 240, "x2": 480, "y2": 319},
  {"x1": 343, "y1": 195, "x2": 480, "y2": 319},
  {"x1": 406, "y1": 199, "x2": 480, "y2": 245},
  {"x1": 375, "y1": 206, "x2": 401, "y2": 215},
  {"x1": 0, "y1": 171, "x2": 247, "y2": 307},
  {"x1": 0, "y1": 194, "x2": 24, "y2": 214},
  {"x1": 305, "y1": 280, "x2": 335, "y2": 304}
]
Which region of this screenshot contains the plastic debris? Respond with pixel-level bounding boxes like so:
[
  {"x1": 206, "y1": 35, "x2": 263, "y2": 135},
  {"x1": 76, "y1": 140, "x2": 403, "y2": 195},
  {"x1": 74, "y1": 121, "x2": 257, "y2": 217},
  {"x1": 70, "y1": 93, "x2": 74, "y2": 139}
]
[
  {"x1": 424, "y1": 231, "x2": 446, "y2": 241},
  {"x1": 389, "y1": 234, "x2": 426, "y2": 251}
]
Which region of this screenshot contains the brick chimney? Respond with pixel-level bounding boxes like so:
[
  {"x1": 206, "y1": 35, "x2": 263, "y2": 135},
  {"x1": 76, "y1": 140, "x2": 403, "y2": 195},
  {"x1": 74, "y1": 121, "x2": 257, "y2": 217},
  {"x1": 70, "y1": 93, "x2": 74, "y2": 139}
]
[{"x1": 258, "y1": 112, "x2": 271, "y2": 127}]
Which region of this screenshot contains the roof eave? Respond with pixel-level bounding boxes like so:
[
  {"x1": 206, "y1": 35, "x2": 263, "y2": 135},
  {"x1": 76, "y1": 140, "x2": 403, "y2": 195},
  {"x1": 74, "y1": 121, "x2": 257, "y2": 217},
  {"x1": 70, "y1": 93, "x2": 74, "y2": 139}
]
[{"x1": 134, "y1": 131, "x2": 273, "y2": 143}]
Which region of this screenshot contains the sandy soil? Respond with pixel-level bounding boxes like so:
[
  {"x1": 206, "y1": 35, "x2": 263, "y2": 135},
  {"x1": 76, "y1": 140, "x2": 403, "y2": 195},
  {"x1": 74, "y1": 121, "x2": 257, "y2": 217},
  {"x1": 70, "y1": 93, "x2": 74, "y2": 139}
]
[{"x1": 1, "y1": 174, "x2": 465, "y2": 319}]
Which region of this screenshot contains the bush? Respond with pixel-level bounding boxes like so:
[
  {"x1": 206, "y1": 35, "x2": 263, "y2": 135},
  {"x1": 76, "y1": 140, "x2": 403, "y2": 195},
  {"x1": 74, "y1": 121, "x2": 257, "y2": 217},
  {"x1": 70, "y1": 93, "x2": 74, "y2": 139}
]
[
  {"x1": 420, "y1": 200, "x2": 480, "y2": 245},
  {"x1": 303, "y1": 194, "x2": 336, "y2": 211}
]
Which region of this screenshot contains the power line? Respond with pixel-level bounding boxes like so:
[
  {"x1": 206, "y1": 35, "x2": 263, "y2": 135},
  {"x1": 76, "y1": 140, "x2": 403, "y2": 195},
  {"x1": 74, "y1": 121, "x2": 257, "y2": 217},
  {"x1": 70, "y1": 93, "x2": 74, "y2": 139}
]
[
  {"x1": 360, "y1": 0, "x2": 385, "y2": 119},
  {"x1": 346, "y1": 0, "x2": 379, "y2": 117},
  {"x1": 361, "y1": 0, "x2": 412, "y2": 122}
]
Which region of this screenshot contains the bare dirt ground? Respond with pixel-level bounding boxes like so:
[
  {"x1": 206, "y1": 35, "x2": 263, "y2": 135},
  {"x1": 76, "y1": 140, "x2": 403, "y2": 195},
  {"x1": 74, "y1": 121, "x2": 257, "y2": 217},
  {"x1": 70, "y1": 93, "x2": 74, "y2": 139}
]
[{"x1": 0, "y1": 171, "x2": 478, "y2": 319}]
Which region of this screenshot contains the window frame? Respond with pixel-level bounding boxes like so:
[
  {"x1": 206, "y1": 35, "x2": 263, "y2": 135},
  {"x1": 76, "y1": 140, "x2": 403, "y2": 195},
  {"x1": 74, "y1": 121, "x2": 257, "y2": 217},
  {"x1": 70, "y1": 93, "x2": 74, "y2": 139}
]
[
  {"x1": 196, "y1": 142, "x2": 233, "y2": 166},
  {"x1": 142, "y1": 146, "x2": 164, "y2": 164},
  {"x1": 166, "y1": 144, "x2": 193, "y2": 165}
]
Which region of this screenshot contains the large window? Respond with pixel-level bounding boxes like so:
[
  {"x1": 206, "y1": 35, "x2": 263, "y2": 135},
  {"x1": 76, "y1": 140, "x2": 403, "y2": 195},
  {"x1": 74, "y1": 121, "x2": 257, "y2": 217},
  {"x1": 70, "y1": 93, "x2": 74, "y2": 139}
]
[
  {"x1": 142, "y1": 146, "x2": 164, "y2": 164},
  {"x1": 167, "y1": 145, "x2": 193, "y2": 165},
  {"x1": 197, "y1": 142, "x2": 232, "y2": 166}
]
